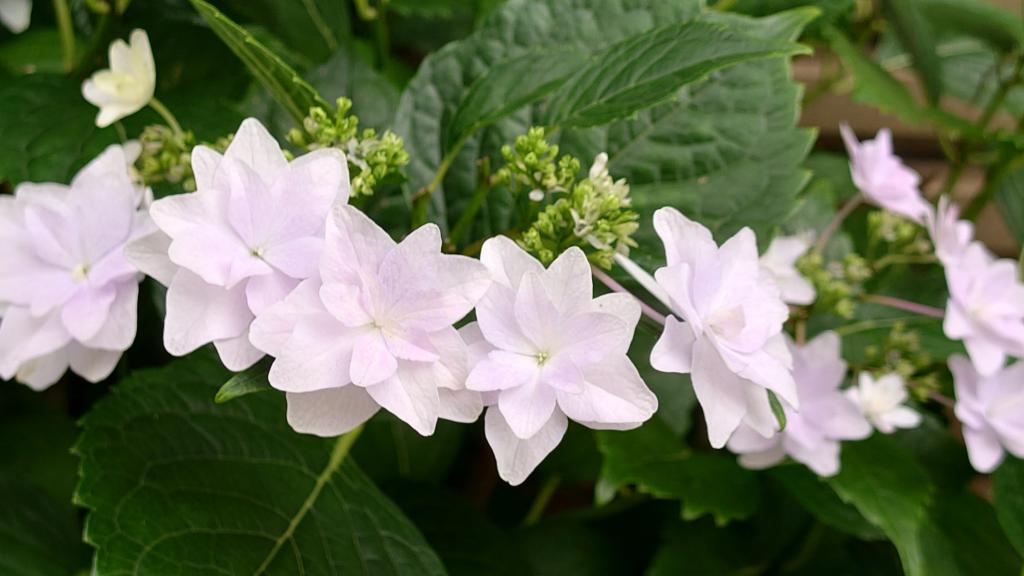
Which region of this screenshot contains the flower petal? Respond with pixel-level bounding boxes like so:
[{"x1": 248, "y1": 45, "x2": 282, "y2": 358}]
[
  {"x1": 163, "y1": 270, "x2": 252, "y2": 356},
  {"x1": 485, "y1": 407, "x2": 568, "y2": 486},
  {"x1": 365, "y1": 369, "x2": 441, "y2": 436},
  {"x1": 480, "y1": 236, "x2": 544, "y2": 290},
  {"x1": 68, "y1": 343, "x2": 121, "y2": 383},
  {"x1": 650, "y1": 315, "x2": 695, "y2": 374},
  {"x1": 691, "y1": 336, "x2": 748, "y2": 448},
  {"x1": 268, "y1": 315, "x2": 358, "y2": 392},
  {"x1": 557, "y1": 356, "x2": 657, "y2": 427},
  {"x1": 285, "y1": 386, "x2": 380, "y2": 437},
  {"x1": 349, "y1": 330, "x2": 398, "y2": 386},
  {"x1": 498, "y1": 373, "x2": 557, "y2": 439}
]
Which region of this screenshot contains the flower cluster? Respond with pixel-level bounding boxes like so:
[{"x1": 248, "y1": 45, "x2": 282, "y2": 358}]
[
  {"x1": 494, "y1": 127, "x2": 580, "y2": 200},
  {"x1": 0, "y1": 144, "x2": 151, "y2": 389},
  {"x1": 287, "y1": 98, "x2": 409, "y2": 197},
  {"x1": 796, "y1": 251, "x2": 872, "y2": 318}
]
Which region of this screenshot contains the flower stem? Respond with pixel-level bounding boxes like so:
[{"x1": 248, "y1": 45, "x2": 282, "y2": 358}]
[
  {"x1": 592, "y1": 266, "x2": 666, "y2": 326},
  {"x1": 861, "y1": 294, "x2": 945, "y2": 319},
  {"x1": 148, "y1": 98, "x2": 184, "y2": 139},
  {"x1": 411, "y1": 132, "x2": 472, "y2": 228},
  {"x1": 813, "y1": 194, "x2": 864, "y2": 255},
  {"x1": 873, "y1": 253, "x2": 939, "y2": 271},
  {"x1": 522, "y1": 475, "x2": 560, "y2": 527},
  {"x1": 53, "y1": 0, "x2": 76, "y2": 72},
  {"x1": 448, "y1": 157, "x2": 491, "y2": 248},
  {"x1": 612, "y1": 253, "x2": 673, "y2": 311}
]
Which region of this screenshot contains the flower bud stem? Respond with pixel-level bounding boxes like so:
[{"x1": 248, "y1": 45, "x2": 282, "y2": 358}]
[
  {"x1": 53, "y1": 0, "x2": 76, "y2": 72},
  {"x1": 813, "y1": 194, "x2": 864, "y2": 255},
  {"x1": 861, "y1": 294, "x2": 945, "y2": 319},
  {"x1": 522, "y1": 476, "x2": 560, "y2": 527},
  {"x1": 592, "y1": 265, "x2": 666, "y2": 326},
  {"x1": 148, "y1": 97, "x2": 184, "y2": 139}
]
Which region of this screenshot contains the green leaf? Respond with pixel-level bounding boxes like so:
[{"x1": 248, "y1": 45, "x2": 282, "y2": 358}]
[
  {"x1": 768, "y1": 390, "x2": 787, "y2": 430},
  {"x1": 74, "y1": 353, "x2": 446, "y2": 575},
  {"x1": 996, "y1": 165, "x2": 1024, "y2": 246},
  {"x1": 824, "y1": 26, "x2": 973, "y2": 133},
  {"x1": 353, "y1": 414, "x2": 466, "y2": 483},
  {"x1": 0, "y1": 386, "x2": 90, "y2": 575},
  {"x1": 189, "y1": 0, "x2": 330, "y2": 123},
  {"x1": 926, "y1": 490, "x2": 1022, "y2": 576},
  {"x1": 647, "y1": 517, "x2": 763, "y2": 576},
  {"x1": 518, "y1": 518, "x2": 627, "y2": 576},
  {"x1": 394, "y1": 0, "x2": 705, "y2": 231},
  {"x1": 0, "y1": 29, "x2": 65, "y2": 74},
  {"x1": 542, "y1": 19, "x2": 808, "y2": 128},
  {"x1": 827, "y1": 435, "x2": 934, "y2": 576},
  {"x1": 993, "y1": 456, "x2": 1024, "y2": 557},
  {"x1": 0, "y1": 75, "x2": 119, "y2": 186},
  {"x1": 921, "y1": 0, "x2": 1024, "y2": 53},
  {"x1": 560, "y1": 8, "x2": 817, "y2": 249},
  {"x1": 217, "y1": 0, "x2": 350, "y2": 61},
  {"x1": 883, "y1": 0, "x2": 943, "y2": 104},
  {"x1": 769, "y1": 465, "x2": 883, "y2": 540},
  {"x1": 597, "y1": 419, "x2": 760, "y2": 524},
  {"x1": 446, "y1": 46, "x2": 588, "y2": 150},
  {"x1": 214, "y1": 358, "x2": 272, "y2": 403}
]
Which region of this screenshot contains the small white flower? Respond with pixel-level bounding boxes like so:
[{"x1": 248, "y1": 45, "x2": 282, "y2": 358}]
[
  {"x1": 0, "y1": 0, "x2": 31, "y2": 33},
  {"x1": 846, "y1": 372, "x2": 921, "y2": 433},
  {"x1": 82, "y1": 29, "x2": 156, "y2": 127},
  {"x1": 760, "y1": 234, "x2": 815, "y2": 306},
  {"x1": 648, "y1": 207, "x2": 797, "y2": 448},
  {"x1": 950, "y1": 354, "x2": 1024, "y2": 473},
  {"x1": 727, "y1": 332, "x2": 871, "y2": 477}
]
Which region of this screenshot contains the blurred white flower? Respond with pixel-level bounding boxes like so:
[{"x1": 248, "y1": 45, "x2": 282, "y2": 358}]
[
  {"x1": 925, "y1": 195, "x2": 973, "y2": 266},
  {"x1": 943, "y1": 242, "x2": 1024, "y2": 376},
  {"x1": 840, "y1": 124, "x2": 931, "y2": 224},
  {"x1": 846, "y1": 372, "x2": 921, "y2": 433},
  {"x1": 649, "y1": 207, "x2": 797, "y2": 448},
  {"x1": 728, "y1": 332, "x2": 870, "y2": 477},
  {"x1": 0, "y1": 0, "x2": 30, "y2": 33},
  {"x1": 950, "y1": 354, "x2": 1024, "y2": 473},
  {"x1": 82, "y1": 29, "x2": 156, "y2": 127},
  {"x1": 760, "y1": 233, "x2": 815, "y2": 305},
  {"x1": 0, "y1": 144, "x2": 150, "y2": 390}
]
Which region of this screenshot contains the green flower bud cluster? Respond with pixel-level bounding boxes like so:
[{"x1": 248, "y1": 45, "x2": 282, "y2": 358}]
[
  {"x1": 137, "y1": 125, "x2": 232, "y2": 192},
  {"x1": 287, "y1": 97, "x2": 409, "y2": 197},
  {"x1": 518, "y1": 152, "x2": 638, "y2": 269},
  {"x1": 797, "y1": 252, "x2": 874, "y2": 318},
  {"x1": 493, "y1": 127, "x2": 580, "y2": 198},
  {"x1": 137, "y1": 125, "x2": 197, "y2": 191},
  {"x1": 863, "y1": 322, "x2": 937, "y2": 401},
  {"x1": 867, "y1": 210, "x2": 930, "y2": 255}
]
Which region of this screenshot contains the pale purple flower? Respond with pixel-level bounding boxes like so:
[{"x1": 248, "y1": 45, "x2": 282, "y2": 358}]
[
  {"x1": 249, "y1": 203, "x2": 491, "y2": 437},
  {"x1": 465, "y1": 238, "x2": 656, "y2": 485},
  {"x1": 925, "y1": 195, "x2": 973, "y2": 266},
  {"x1": 0, "y1": 143, "x2": 150, "y2": 389},
  {"x1": 760, "y1": 234, "x2": 815, "y2": 305},
  {"x1": 943, "y1": 242, "x2": 1024, "y2": 376},
  {"x1": 840, "y1": 124, "x2": 931, "y2": 223},
  {"x1": 126, "y1": 118, "x2": 349, "y2": 371},
  {"x1": 846, "y1": 372, "x2": 921, "y2": 433},
  {"x1": 950, "y1": 354, "x2": 1024, "y2": 473},
  {"x1": 649, "y1": 207, "x2": 797, "y2": 448},
  {"x1": 727, "y1": 332, "x2": 870, "y2": 476}
]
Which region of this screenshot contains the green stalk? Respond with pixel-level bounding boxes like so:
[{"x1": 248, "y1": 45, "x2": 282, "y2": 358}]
[
  {"x1": 148, "y1": 98, "x2": 184, "y2": 138},
  {"x1": 53, "y1": 0, "x2": 76, "y2": 72}
]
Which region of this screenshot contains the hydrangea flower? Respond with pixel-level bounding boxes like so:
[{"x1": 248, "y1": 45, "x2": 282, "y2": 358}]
[
  {"x1": 942, "y1": 242, "x2": 1024, "y2": 376},
  {"x1": 0, "y1": 143, "x2": 150, "y2": 389},
  {"x1": 126, "y1": 118, "x2": 349, "y2": 371},
  {"x1": 249, "y1": 203, "x2": 490, "y2": 437},
  {"x1": 846, "y1": 372, "x2": 921, "y2": 433},
  {"x1": 0, "y1": 0, "x2": 30, "y2": 33},
  {"x1": 649, "y1": 207, "x2": 797, "y2": 448},
  {"x1": 727, "y1": 332, "x2": 870, "y2": 476},
  {"x1": 840, "y1": 124, "x2": 931, "y2": 224},
  {"x1": 82, "y1": 29, "x2": 156, "y2": 127},
  {"x1": 760, "y1": 234, "x2": 815, "y2": 305},
  {"x1": 465, "y1": 238, "x2": 657, "y2": 485},
  {"x1": 925, "y1": 195, "x2": 973, "y2": 266},
  {"x1": 949, "y1": 354, "x2": 1024, "y2": 473}
]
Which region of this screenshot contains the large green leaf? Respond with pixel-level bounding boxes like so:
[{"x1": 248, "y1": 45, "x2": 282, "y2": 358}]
[
  {"x1": 393, "y1": 0, "x2": 704, "y2": 231},
  {"x1": 0, "y1": 75, "x2": 119, "y2": 186},
  {"x1": 921, "y1": 0, "x2": 1024, "y2": 53},
  {"x1": 559, "y1": 8, "x2": 817, "y2": 252},
  {"x1": 995, "y1": 165, "x2": 1024, "y2": 247},
  {"x1": 768, "y1": 465, "x2": 883, "y2": 540},
  {"x1": 993, "y1": 456, "x2": 1024, "y2": 557},
  {"x1": 827, "y1": 435, "x2": 934, "y2": 576},
  {"x1": 542, "y1": 19, "x2": 807, "y2": 128},
  {"x1": 74, "y1": 353, "x2": 446, "y2": 575},
  {"x1": 596, "y1": 419, "x2": 760, "y2": 524},
  {"x1": 190, "y1": 0, "x2": 330, "y2": 123},
  {"x1": 924, "y1": 491, "x2": 1022, "y2": 576},
  {"x1": 0, "y1": 386, "x2": 90, "y2": 576}
]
